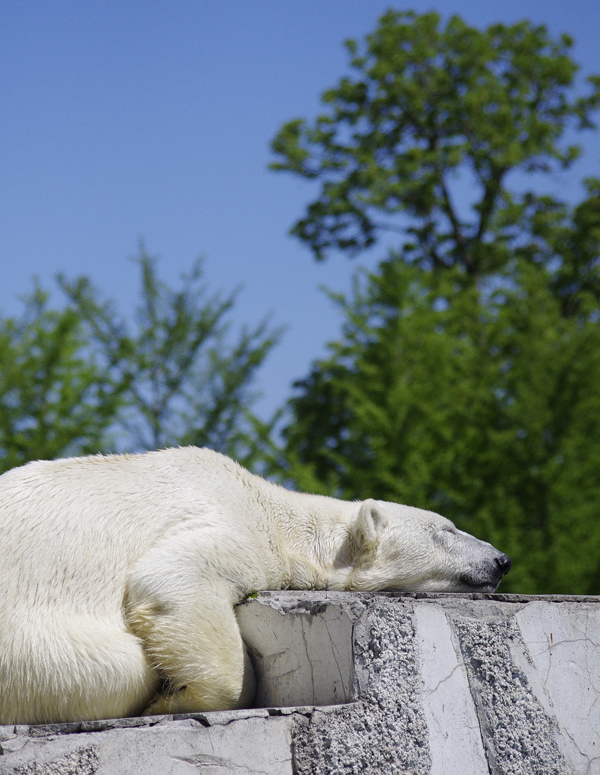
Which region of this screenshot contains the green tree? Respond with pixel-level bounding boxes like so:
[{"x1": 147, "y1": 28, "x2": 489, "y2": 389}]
[
  {"x1": 271, "y1": 10, "x2": 600, "y2": 274},
  {"x1": 60, "y1": 246, "x2": 281, "y2": 461},
  {"x1": 0, "y1": 287, "x2": 122, "y2": 474},
  {"x1": 1, "y1": 248, "x2": 280, "y2": 473},
  {"x1": 281, "y1": 258, "x2": 600, "y2": 594},
  {"x1": 270, "y1": 11, "x2": 600, "y2": 593}
]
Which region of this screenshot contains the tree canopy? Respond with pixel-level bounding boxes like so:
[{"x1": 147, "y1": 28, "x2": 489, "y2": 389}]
[
  {"x1": 281, "y1": 258, "x2": 600, "y2": 594},
  {"x1": 271, "y1": 11, "x2": 600, "y2": 594},
  {"x1": 271, "y1": 10, "x2": 600, "y2": 276}
]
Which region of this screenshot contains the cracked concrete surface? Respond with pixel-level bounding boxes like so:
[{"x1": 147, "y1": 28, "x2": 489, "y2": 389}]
[
  {"x1": 0, "y1": 592, "x2": 599, "y2": 774},
  {"x1": 514, "y1": 601, "x2": 600, "y2": 774},
  {"x1": 454, "y1": 616, "x2": 567, "y2": 775},
  {"x1": 415, "y1": 605, "x2": 488, "y2": 775},
  {"x1": 0, "y1": 714, "x2": 294, "y2": 775},
  {"x1": 237, "y1": 596, "x2": 354, "y2": 708},
  {"x1": 292, "y1": 598, "x2": 431, "y2": 775}
]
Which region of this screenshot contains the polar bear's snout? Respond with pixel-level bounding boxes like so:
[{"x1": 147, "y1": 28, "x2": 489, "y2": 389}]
[
  {"x1": 459, "y1": 548, "x2": 512, "y2": 592},
  {"x1": 493, "y1": 552, "x2": 513, "y2": 586},
  {"x1": 496, "y1": 553, "x2": 512, "y2": 575}
]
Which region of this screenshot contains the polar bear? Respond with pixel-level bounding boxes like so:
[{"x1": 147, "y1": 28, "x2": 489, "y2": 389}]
[{"x1": 0, "y1": 447, "x2": 510, "y2": 725}]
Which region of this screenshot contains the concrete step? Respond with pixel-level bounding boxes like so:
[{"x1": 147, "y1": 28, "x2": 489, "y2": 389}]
[{"x1": 1, "y1": 591, "x2": 598, "y2": 774}]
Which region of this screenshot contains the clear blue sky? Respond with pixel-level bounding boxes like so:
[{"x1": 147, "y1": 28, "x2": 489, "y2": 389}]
[{"x1": 2, "y1": 1, "x2": 599, "y2": 420}]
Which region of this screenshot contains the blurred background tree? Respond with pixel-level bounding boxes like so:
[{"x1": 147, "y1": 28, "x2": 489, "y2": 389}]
[
  {"x1": 60, "y1": 246, "x2": 281, "y2": 462},
  {"x1": 0, "y1": 247, "x2": 279, "y2": 473},
  {"x1": 270, "y1": 11, "x2": 600, "y2": 593}
]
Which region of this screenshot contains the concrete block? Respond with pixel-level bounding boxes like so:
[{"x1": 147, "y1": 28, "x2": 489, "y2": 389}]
[
  {"x1": 237, "y1": 597, "x2": 354, "y2": 707},
  {"x1": 452, "y1": 614, "x2": 568, "y2": 775},
  {"x1": 2, "y1": 592, "x2": 600, "y2": 774},
  {"x1": 0, "y1": 713, "x2": 294, "y2": 775},
  {"x1": 294, "y1": 598, "x2": 431, "y2": 775}
]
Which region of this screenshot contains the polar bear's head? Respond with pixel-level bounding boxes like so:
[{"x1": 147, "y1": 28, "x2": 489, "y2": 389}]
[{"x1": 345, "y1": 499, "x2": 511, "y2": 593}]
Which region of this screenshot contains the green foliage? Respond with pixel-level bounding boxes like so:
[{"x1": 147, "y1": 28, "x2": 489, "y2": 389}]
[
  {"x1": 60, "y1": 245, "x2": 281, "y2": 461},
  {"x1": 281, "y1": 259, "x2": 600, "y2": 594},
  {"x1": 0, "y1": 287, "x2": 122, "y2": 474},
  {"x1": 272, "y1": 10, "x2": 600, "y2": 593},
  {"x1": 1, "y1": 246, "x2": 280, "y2": 473},
  {"x1": 271, "y1": 11, "x2": 600, "y2": 272}
]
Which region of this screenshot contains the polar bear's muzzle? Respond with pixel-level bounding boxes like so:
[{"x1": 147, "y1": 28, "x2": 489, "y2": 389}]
[{"x1": 459, "y1": 552, "x2": 512, "y2": 592}]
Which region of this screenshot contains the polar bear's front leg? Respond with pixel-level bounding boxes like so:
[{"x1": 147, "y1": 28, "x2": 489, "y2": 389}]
[
  {"x1": 142, "y1": 644, "x2": 255, "y2": 716},
  {"x1": 127, "y1": 588, "x2": 255, "y2": 715}
]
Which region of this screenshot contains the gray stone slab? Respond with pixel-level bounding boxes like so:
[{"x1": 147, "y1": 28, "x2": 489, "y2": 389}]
[
  {"x1": 293, "y1": 599, "x2": 432, "y2": 775},
  {"x1": 415, "y1": 605, "x2": 488, "y2": 775},
  {"x1": 514, "y1": 600, "x2": 600, "y2": 775},
  {"x1": 453, "y1": 615, "x2": 569, "y2": 775},
  {"x1": 237, "y1": 599, "x2": 354, "y2": 707},
  {"x1": 0, "y1": 716, "x2": 294, "y2": 775}
]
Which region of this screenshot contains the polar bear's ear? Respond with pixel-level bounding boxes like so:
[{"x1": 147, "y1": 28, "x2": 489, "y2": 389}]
[{"x1": 352, "y1": 499, "x2": 388, "y2": 552}]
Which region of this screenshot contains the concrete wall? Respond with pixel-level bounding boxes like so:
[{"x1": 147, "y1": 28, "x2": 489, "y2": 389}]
[{"x1": 0, "y1": 591, "x2": 598, "y2": 774}]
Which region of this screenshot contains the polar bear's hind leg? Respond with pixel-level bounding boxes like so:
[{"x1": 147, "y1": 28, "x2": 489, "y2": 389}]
[{"x1": 0, "y1": 616, "x2": 157, "y2": 725}]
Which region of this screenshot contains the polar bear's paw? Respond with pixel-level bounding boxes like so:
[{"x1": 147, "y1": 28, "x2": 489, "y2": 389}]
[{"x1": 142, "y1": 686, "x2": 193, "y2": 716}]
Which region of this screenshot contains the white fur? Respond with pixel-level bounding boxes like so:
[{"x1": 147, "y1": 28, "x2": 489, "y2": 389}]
[{"x1": 0, "y1": 447, "x2": 506, "y2": 724}]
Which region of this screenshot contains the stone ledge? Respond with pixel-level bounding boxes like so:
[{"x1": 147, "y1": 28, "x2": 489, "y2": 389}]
[
  {"x1": 253, "y1": 589, "x2": 600, "y2": 603},
  {"x1": 1, "y1": 592, "x2": 599, "y2": 774}
]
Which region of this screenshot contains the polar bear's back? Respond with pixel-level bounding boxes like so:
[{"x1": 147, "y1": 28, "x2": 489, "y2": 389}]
[{"x1": 0, "y1": 447, "x2": 250, "y2": 615}]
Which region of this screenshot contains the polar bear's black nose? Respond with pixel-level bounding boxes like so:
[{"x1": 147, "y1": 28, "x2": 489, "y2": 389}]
[{"x1": 495, "y1": 554, "x2": 512, "y2": 575}]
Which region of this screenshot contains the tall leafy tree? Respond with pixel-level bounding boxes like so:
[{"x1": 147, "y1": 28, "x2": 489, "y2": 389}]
[
  {"x1": 281, "y1": 258, "x2": 600, "y2": 594},
  {"x1": 270, "y1": 11, "x2": 600, "y2": 593},
  {"x1": 271, "y1": 10, "x2": 600, "y2": 275}
]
